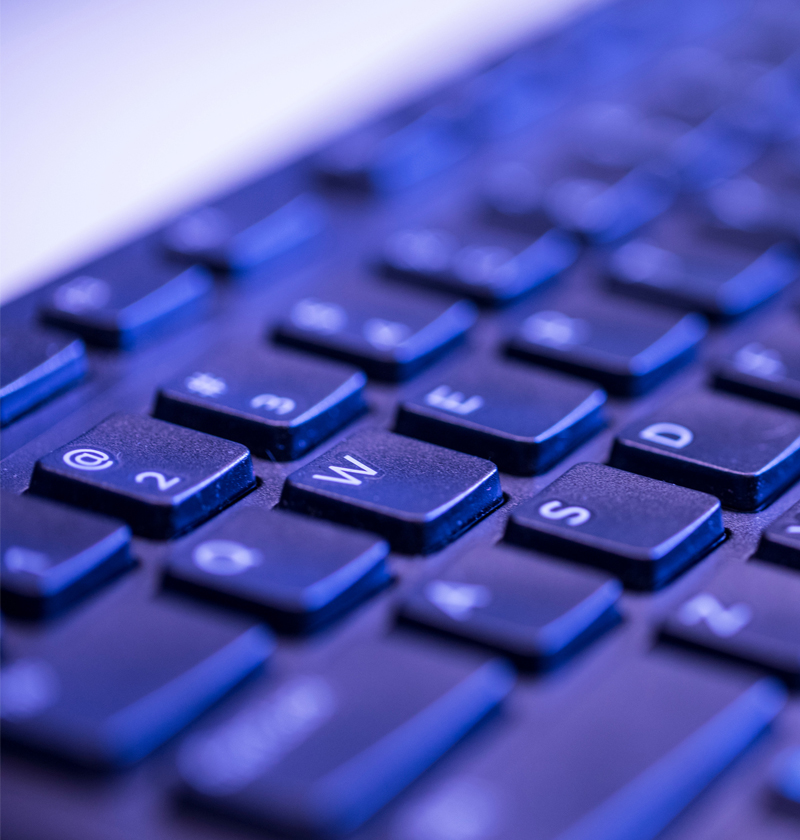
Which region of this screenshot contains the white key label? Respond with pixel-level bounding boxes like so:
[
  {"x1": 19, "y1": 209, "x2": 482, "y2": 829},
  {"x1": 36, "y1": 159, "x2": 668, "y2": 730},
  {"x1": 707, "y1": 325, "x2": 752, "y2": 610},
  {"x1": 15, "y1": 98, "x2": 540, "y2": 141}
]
[
  {"x1": 425, "y1": 581, "x2": 491, "y2": 621},
  {"x1": 678, "y1": 594, "x2": 752, "y2": 637},
  {"x1": 250, "y1": 394, "x2": 296, "y2": 415},
  {"x1": 639, "y1": 422, "x2": 693, "y2": 449},
  {"x1": 63, "y1": 448, "x2": 115, "y2": 471},
  {"x1": 186, "y1": 372, "x2": 227, "y2": 397},
  {"x1": 425, "y1": 385, "x2": 484, "y2": 416},
  {"x1": 135, "y1": 471, "x2": 181, "y2": 492},
  {"x1": 538, "y1": 500, "x2": 591, "y2": 526},
  {"x1": 193, "y1": 540, "x2": 261, "y2": 576},
  {"x1": 312, "y1": 455, "x2": 380, "y2": 486}
]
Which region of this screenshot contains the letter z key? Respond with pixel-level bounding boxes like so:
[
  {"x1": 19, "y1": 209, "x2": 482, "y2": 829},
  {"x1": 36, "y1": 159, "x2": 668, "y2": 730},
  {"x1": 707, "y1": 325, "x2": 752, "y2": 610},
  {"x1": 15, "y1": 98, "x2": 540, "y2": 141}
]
[
  {"x1": 505, "y1": 463, "x2": 724, "y2": 589},
  {"x1": 29, "y1": 413, "x2": 255, "y2": 538},
  {"x1": 281, "y1": 429, "x2": 502, "y2": 554}
]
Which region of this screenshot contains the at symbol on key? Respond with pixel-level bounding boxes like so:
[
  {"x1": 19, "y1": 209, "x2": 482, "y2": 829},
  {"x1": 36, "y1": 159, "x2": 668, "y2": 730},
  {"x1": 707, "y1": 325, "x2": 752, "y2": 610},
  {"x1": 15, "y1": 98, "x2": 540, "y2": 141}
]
[
  {"x1": 62, "y1": 448, "x2": 115, "y2": 471},
  {"x1": 538, "y1": 500, "x2": 591, "y2": 526}
]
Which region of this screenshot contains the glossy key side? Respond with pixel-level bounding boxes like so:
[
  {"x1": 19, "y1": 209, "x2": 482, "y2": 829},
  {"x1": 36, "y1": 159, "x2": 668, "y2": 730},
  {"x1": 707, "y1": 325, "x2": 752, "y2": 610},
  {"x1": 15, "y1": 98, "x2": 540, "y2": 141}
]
[
  {"x1": 758, "y1": 499, "x2": 800, "y2": 570},
  {"x1": 29, "y1": 413, "x2": 254, "y2": 538}
]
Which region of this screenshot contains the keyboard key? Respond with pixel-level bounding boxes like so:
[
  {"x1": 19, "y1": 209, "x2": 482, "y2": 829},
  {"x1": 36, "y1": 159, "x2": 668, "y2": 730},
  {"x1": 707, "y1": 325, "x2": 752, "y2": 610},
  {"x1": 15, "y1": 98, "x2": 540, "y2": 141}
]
[
  {"x1": 314, "y1": 109, "x2": 472, "y2": 193},
  {"x1": 757, "y1": 499, "x2": 800, "y2": 571},
  {"x1": 177, "y1": 637, "x2": 515, "y2": 836},
  {"x1": 29, "y1": 413, "x2": 254, "y2": 538},
  {"x1": 0, "y1": 493, "x2": 131, "y2": 616},
  {"x1": 40, "y1": 239, "x2": 213, "y2": 348},
  {"x1": 661, "y1": 561, "x2": 800, "y2": 686},
  {"x1": 610, "y1": 390, "x2": 800, "y2": 511},
  {"x1": 505, "y1": 462, "x2": 723, "y2": 589},
  {"x1": 507, "y1": 300, "x2": 706, "y2": 396},
  {"x1": 164, "y1": 508, "x2": 390, "y2": 631},
  {"x1": 273, "y1": 286, "x2": 477, "y2": 382},
  {"x1": 608, "y1": 239, "x2": 798, "y2": 320},
  {"x1": 0, "y1": 592, "x2": 273, "y2": 767},
  {"x1": 394, "y1": 359, "x2": 606, "y2": 475},
  {"x1": 163, "y1": 191, "x2": 326, "y2": 274},
  {"x1": 465, "y1": 654, "x2": 784, "y2": 840},
  {"x1": 381, "y1": 226, "x2": 579, "y2": 306},
  {"x1": 773, "y1": 747, "x2": 800, "y2": 806},
  {"x1": 281, "y1": 429, "x2": 502, "y2": 554},
  {"x1": 0, "y1": 329, "x2": 87, "y2": 426},
  {"x1": 713, "y1": 316, "x2": 800, "y2": 412},
  {"x1": 153, "y1": 348, "x2": 366, "y2": 461},
  {"x1": 398, "y1": 543, "x2": 621, "y2": 668}
]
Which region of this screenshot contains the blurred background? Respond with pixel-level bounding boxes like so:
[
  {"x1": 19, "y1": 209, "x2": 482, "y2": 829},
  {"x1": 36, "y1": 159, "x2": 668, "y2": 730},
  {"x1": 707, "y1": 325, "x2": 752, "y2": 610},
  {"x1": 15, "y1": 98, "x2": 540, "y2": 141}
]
[{"x1": 0, "y1": 0, "x2": 597, "y2": 303}]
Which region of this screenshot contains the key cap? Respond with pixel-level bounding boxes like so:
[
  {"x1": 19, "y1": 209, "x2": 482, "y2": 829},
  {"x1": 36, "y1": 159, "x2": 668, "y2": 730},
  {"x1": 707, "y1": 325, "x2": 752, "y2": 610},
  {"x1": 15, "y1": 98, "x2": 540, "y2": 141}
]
[
  {"x1": 0, "y1": 591, "x2": 273, "y2": 767},
  {"x1": 394, "y1": 359, "x2": 606, "y2": 475},
  {"x1": 757, "y1": 499, "x2": 800, "y2": 571},
  {"x1": 153, "y1": 348, "x2": 366, "y2": 461},
  {"x1": 608, "y1": 239, "x2": 798, "y2": 320},
  {"x1": 661, "y1": 561, "x2": 800, "y2": 686},
  {"x1": 273, "y1": 286, "x2": 477, "y2": 382},
  {"x1": 40, "y1": 239, "x2": 213, "y2": 348},
  {"x1": 713, "y1": 316, "x2": 800, "y2": 412},
  {"x1": 29, "y1": 413, "x2": 254, "y2": 538},
  {"x1": 381, "y1": 226, "x2": 578, "y2": 306},
  {"x1": 451, "y1": 653, "x2": 784, "y2": 840},
  {"x1": 176, "y1": 637, "x2": 515, "y2": 837},
  {"x1": 398, "y1": 543, "x2": 621, "y2": 668},
  {"x1": 314, "y1": 108, "x2": 472, "y2": 193},
  {"x1": 164, "y1": 508, "x2": 390, "y2": 631},
  {"x1": 281, "y1": 429, "x2": 502, "y2": 554},
  {"x1": 163, "y1": 191, "x2": 326, "y2": 275},
  {"x1": 0, "y1": 329, "x2": 87, "y2": 426},
  {"x1": 773, "y1": 748, "x2": 800, "y2": 806},
  {"x1": 505, "y1": 462, "x2": 723, "y2": 589},
  {"x1": 506, "y1": 300, "x2": 706, "y2": 396},
  {"x1": 0, "y1": 492, "x2": 131, "y2": 616},
  {"x1": 610, "y1": 390, "x2": 800, "y2": 511}
]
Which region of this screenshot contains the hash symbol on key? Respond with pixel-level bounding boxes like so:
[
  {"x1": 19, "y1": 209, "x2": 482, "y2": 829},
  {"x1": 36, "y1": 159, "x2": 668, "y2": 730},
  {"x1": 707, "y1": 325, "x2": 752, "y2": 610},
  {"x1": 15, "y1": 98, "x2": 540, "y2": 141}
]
[{"x1": 424, "y1": 385, "x2": 484, "y2": 416}]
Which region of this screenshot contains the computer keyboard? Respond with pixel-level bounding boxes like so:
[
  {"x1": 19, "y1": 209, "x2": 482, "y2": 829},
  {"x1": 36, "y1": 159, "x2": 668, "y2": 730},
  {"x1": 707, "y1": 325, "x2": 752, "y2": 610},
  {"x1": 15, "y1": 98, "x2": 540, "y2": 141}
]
[{"x1": 2, "y1": 0, "x2": 800, "y2": 838}]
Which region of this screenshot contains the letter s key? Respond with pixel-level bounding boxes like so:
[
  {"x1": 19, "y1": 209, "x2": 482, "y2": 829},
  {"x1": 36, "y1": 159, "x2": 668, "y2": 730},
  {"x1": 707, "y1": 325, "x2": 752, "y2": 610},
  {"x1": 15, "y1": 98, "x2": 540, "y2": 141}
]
[{"x1": 537, "y1": 500, "x2": 591, "y2": 526}]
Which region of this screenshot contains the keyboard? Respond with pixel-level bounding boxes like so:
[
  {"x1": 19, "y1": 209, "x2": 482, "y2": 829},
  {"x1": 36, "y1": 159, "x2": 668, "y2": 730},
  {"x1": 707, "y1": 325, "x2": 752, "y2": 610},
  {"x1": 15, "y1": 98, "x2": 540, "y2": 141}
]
[{"x1": 3, "y1": 1, "x2": 800, "y2": 838}]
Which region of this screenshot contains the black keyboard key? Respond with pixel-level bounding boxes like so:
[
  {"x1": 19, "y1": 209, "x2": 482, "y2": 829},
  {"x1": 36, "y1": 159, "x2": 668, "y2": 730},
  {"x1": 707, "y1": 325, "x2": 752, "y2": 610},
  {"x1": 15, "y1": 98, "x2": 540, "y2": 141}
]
[
  {"x1": 661, "y1": 561, "x2": 800, "y2": 686},
  {"x1": 40, "y1": 241, "x2": 213, "y2": 348},
  {"x1": 398, "y1": 543, "x2": 621, "y2": 668},
  {"x1": 610, "y1": 390, "x2": 800, "y2": 510},
  {"x1": 505, "y1": 462, "x2": 723, "y2": 589},
  {"x1": 153, "y1": 348, "x2": 366, "y2": 461},
  {"x1": 713, "y1": 316, "x2": 800, "y2": 412},
  {"x1": 507, "y1": 300, "x2": 706, "y2": 395},
  {"x1": 29, "y1": 413, "x2": 254, "y2": 538},
  {"x1": 273, "y1": 286, "x2": 477, "y2": 381},
  {"x1": 163, "y1": 192, "x2": 326, "y2": 274},
  {"x1": 758, "y1": 499, "x2": 800, "y2": 570},
  {"x1": 165, "y1": 508, "x2": 390, "y2": 631},
  {"x1": 381, "y1": 226, "x2": 579, "y2": 306},
  {"x1": 0, "y1": 329, "x2": 87, "y2": 426},
  {"x1": 467, "y1": 653, "x2": 785, "y2": 840},
  {"x1": 281, "y1": 429, "x2": 502, "y2": 554},
  {"x1": 0, "y1": 593, "x2": 273, "y2": 767},
  {"x1": 395, "y1": 359, "x2": 606, "y2": 475},
  {"x1": 0, "y1": 493, "x2": 131, "y2": 616},
  {"x1": 608, "y1": 239, "x2": 798, "y2": 320},
  {"x1": 177, "y1": 637, "x2": 514, "y2": 836}
]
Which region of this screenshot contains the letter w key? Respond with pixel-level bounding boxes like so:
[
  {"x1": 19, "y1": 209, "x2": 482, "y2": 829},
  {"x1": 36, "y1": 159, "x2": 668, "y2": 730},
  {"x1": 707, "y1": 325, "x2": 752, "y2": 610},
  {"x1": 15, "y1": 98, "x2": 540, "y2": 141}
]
[{"x1": 312, "y1": 455, "x2": 382, "y2": 486}]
